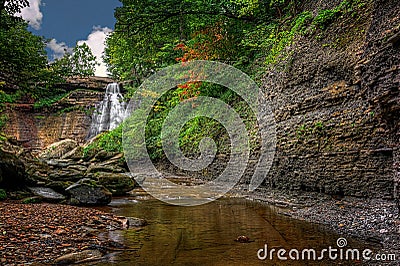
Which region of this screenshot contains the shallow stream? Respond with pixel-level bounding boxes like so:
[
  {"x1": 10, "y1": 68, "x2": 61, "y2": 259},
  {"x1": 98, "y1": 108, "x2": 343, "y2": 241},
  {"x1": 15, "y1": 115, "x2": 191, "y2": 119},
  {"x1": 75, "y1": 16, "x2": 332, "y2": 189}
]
[{"x1": 94, "y1": 194, "x2": 372, "y2": 265}]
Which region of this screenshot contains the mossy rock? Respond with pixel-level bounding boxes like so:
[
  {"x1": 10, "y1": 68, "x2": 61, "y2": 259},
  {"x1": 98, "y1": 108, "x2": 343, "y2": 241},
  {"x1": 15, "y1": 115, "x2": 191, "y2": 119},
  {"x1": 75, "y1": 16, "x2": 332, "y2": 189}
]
[
  {"x1": 97, "y1": 172, "x2": 135, "y2": 196},
  {"x1": 46, "y1": 181, "x2": 73, "y2": 194},
  {"x1": 39, "y1": 139, "x2": 78, "y2": 160},
  {"x1": 61, "y1": 146, "x2": 84, "y2": 160},
  {"x1": 93, "y1": 150, "x2": 118, "y2": 161},
  {"x1": 22, "y1": 196, "x2": 43, "y2": 204},
  {"x1": 66, "y1": 179, "x2": 112, "y2": 206}
]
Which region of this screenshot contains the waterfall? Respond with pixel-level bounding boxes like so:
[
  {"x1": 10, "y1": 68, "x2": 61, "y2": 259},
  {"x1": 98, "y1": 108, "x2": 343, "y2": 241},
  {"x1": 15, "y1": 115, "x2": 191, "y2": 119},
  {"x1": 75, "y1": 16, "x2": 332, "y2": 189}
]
[{"x1": 88, "y1": 83, "x2": 127, "y2": 139}]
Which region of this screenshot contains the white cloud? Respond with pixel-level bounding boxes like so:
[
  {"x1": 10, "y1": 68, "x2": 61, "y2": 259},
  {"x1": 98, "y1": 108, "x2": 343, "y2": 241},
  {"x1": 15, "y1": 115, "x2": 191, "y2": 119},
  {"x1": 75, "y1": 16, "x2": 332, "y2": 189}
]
[
  {"x1": 47, "y1": 39, "x2": 73, "y2": 60},
  {"x1": 18, "y1": 0, "x2": 43, "y2": 30},
  {"x1": 77, "y1": 27, "x2": 113, "y2": 77}
]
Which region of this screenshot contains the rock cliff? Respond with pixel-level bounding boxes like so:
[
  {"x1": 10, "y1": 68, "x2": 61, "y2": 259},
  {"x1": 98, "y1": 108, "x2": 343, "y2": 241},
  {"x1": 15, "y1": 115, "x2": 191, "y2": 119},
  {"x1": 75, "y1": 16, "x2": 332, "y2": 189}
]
[
  {"x1": 260, "y1": 0, "x2": 399, "y2": 199},
  {"x1": 3, "y1": 89, "x2": 103, "y2": 153}
]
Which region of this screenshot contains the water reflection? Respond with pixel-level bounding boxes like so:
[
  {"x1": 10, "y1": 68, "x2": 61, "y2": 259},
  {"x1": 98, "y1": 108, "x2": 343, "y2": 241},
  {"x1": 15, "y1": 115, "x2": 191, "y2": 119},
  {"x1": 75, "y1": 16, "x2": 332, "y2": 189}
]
[{"x1": 95, "y1": 197, "x2": 370, "y2": 265}]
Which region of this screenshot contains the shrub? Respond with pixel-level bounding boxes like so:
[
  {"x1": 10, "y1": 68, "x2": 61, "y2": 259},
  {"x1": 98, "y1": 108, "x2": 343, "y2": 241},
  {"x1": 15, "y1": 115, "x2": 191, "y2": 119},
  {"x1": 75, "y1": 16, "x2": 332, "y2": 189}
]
[{"x1": 0, "y1": 189, "x2": 7, "y2": 201}]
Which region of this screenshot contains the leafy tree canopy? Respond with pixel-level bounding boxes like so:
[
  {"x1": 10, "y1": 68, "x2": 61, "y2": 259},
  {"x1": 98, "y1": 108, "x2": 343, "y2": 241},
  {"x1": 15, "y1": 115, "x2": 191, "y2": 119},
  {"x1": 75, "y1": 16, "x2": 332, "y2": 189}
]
[
  {"x1": 105, "y1": 0, "x2": 301, "y2": 83},
  {"x1": 51, "y1": 43, "x2": 98, "y2": 78},
  {"x1": 0, "y1": 4, "x2": 48, "y2": 90},
  {"x1": 1, "y1": 0, "x2": 28, "y2": 15}
]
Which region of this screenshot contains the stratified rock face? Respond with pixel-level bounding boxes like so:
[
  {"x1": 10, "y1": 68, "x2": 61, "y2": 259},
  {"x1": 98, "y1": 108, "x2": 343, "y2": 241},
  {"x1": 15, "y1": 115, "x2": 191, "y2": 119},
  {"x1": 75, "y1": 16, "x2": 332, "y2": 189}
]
[
  {"x1": 4, "y1": 90, "x2": 103, "y2": 153},
  {"x1": 64, "y1": 76, "x2": 114, "y2": 91},
  {"x1": 257, "y1": 0, "x2": 399, "y2": 199}
]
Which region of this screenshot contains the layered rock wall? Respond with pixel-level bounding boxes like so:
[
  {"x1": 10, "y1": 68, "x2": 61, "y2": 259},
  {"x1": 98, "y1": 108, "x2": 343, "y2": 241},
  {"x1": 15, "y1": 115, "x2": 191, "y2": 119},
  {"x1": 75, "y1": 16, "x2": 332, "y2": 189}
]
[
  {"x1": 261, "y1": 0, "x2": 399, "y2": 199},
  {"x1": 4, "y1": 90, "x2": 103, "y2": 153}
]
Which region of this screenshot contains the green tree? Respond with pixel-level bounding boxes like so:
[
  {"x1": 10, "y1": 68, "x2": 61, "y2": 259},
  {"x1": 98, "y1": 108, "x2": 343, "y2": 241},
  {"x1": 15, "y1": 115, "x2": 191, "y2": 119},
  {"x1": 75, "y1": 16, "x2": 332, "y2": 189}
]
[
  {"x1": 0, "y1": 0, "x2": 29, "y2": 15},
  {"x1": 0, "y1": 11, "x2": 47, "y2": 89},
  {"x1": 51, "y1": 43, "x2": 98, "y2": 78},
  {"x1": 105, "y1": 0, "x2": 273, "y2": 82}
]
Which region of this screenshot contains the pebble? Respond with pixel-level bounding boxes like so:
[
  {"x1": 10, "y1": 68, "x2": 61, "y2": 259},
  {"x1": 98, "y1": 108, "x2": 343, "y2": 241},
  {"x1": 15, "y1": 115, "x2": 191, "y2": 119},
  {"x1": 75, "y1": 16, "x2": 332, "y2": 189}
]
[{"x1": 0, "y1": 202, "x2": 130, "y2": 264}]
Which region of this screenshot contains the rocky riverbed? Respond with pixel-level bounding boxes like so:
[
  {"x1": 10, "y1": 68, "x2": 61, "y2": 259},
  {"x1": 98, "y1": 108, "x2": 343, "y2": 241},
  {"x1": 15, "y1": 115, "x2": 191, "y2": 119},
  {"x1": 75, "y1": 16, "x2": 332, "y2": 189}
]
[{"x1": 0, "y1": 202, "x2": 145, "y2": 265}]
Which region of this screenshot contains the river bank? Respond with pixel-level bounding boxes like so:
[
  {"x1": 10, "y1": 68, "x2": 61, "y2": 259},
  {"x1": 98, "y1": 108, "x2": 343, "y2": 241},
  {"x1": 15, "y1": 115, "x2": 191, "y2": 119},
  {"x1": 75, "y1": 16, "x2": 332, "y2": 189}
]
[
  {"x1": 1, "y1": 188, "x2": 399, "y2": 265},
  {"x1": 0, "y1": 201, "x2": 135, "y2": 265},
  {"x1": 236, "y1": 186, "x2": 400, "y2": 264}
]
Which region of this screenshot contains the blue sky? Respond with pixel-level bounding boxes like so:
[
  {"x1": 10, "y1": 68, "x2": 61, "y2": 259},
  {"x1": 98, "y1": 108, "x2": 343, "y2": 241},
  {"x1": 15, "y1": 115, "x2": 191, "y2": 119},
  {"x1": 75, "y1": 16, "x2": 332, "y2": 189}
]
[{"x1": 19, "y1": 0, "x2": 122, "y2": 76}]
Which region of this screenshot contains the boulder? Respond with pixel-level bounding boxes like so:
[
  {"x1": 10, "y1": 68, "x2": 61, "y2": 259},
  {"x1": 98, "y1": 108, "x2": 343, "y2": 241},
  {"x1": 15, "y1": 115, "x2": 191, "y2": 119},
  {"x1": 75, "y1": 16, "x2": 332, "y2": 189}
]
[
  {"x1": 48, "y1": 169, "x2": 85, "y2": 182},
  {"x1": 66, "y1": 178, "x2": 112, "y2": 205},
  {"x1": 96, "y1": 172, "x2": 136, "y2": 196},
  {"x1": 115, "y1": 216, "x2": 147, "y2": 228},
  {"x1": 46, "y1": 181, "x2": 73, "y2": 194},
  {"x1": 100, "y1": 153, "x2": 127, "y2": 169},
  {"x1": 53, "y1": 249, "x2": 103, "y2": 264},
  {"x1": 93, "y1": 150, "x2": 118, "y2": 161},
  {"x1": 39, "y1": 139, "x2": 78, "y2": 160},
  {"x1": 21, "y1": 196, "x2": 43, "y2": 204},
  {"x1": 61, "y1": 146, "x2": 84, "y2": 160},
  {"x1": 0, "y1": 149, "x2": 26, "y2": 188},
  {"x1": 66, "y1": 164, "x2": 88, "y2": 172},
  {"x1": 46, "y1": 159, "x2": 73, "y2": 168},
  {"x1": 28, "y1": 187, "x2": 66, "y2": 202},
  {"x1": 127, "y1": 217, "x2": 147, "y2": 227}
]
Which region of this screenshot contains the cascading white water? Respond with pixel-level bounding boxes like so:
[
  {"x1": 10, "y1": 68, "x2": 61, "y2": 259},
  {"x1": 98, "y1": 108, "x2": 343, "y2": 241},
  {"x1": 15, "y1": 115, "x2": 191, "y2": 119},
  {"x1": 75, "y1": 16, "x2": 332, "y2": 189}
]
[{"x1": 88, "y1": 83, "x2": 127, "y2": 139}]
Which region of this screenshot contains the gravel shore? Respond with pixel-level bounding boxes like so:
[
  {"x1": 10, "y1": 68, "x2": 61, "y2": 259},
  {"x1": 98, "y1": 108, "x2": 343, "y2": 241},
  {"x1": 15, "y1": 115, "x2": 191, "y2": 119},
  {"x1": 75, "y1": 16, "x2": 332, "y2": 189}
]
[
  {"x1": 0, "y1": 202, "x2": 128, "y2": 265},
  {"x1": 236, "y1": 187, "x2": 400, "y2": 265}
]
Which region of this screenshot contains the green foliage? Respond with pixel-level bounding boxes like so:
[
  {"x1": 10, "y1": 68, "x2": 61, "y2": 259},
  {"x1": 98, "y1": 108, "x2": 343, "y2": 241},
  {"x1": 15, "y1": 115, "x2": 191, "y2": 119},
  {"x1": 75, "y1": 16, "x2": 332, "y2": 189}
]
[
  {"x1": 83, "y1": 124, "x2": 124, "y2": 158},
  {"x1": 0, "y1": 11, "x2": 48, "y2": 89},
  {"x1": 296, "y1": 124, "x2": 307, "y2": 138},
  {"x1": 312, "y1": 0, "x2": 363, "y2": 30},
  {"x1": 241, "y1": 11, "x2": 312, "y2": 67},
  {"x1": 96, "y1": 125, "x2": 124, "y2": 152},
  {"x1": 122, "y1": 82, "x2": 258, "y2": 160},
  {"x1": 50, "y1": 43, "x2": 98, "y2": 78},
  {"x1": 105, "y1": 0, "x2": 272, "y2": 82},
  {"x1": 0, "y1": 189, "x2": 6, "y2": 201},
  {"x1": 0, "y1": 90, "x2": 14, "y2": 103},
  {"x1": 105, "y1": 0, "x2": 309, "y2": 159},
  {"x1": 33, "y1": 92, "x2": 69, "y2": 109},
  {"x1": 297, "y1": 121, "x2": 326, "y2": 139},
  {"x1": 103, "y1": 0, "x2": 367, "y2": 159},
  {"x1": 313, "y1": 9, "x2": 340, "y2": 30},
  {"x1": 0, "y1": 90, "x2": 13, "y2": 130},
  {"x1": 106, "y1": 0, "x2": 315, "y2": 82},
  {"x1": 57, "y1": 106, "x2": 82, "y2": 115}
]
